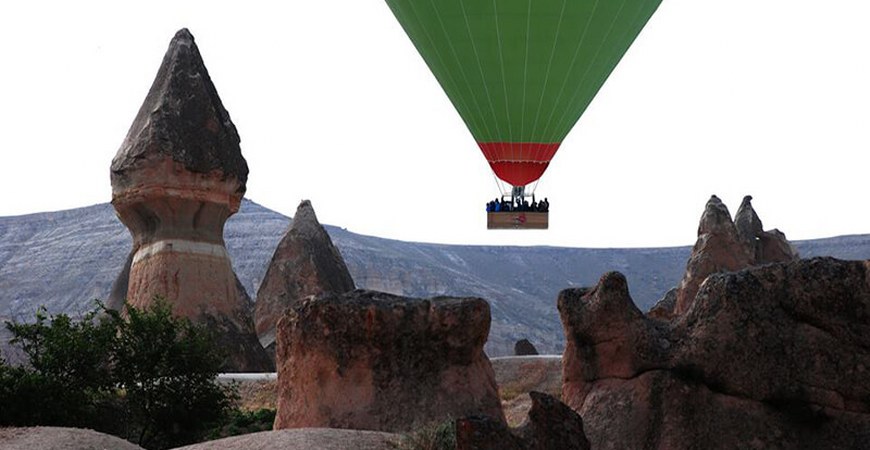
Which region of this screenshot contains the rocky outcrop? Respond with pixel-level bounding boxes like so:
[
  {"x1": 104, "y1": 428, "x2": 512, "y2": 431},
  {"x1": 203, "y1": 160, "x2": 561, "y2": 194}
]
[
  {"x1": 455, "y1": 392, "x2": 590, "y2": 450},
  {"x1": 560, "y1": 259, "x2": 870, "y2": 449},
  {"x1": 174, "y1": 429, "x2": 399, "y2": 450},
  {"x1": 109, "y1": 29, "x2": 270, "y2": 372},
  {"x1": 254, "y1": 200, "x2": 354, "y2": 354},
  {"x1": 735, "y1": 195, "x2": 799, "y2": 264},
  {"x1": 0, "y1": 427, "x2": 145, "y2": 450},
  {"x1": 672, "y1": 195, "x2": 798, "y2": 316},
  {"x1": 274, "y1": 290, "x2": 504, "y2": 432},
  {"x1": 513, "y1": 339, "x2": 538, "y2": 356}
]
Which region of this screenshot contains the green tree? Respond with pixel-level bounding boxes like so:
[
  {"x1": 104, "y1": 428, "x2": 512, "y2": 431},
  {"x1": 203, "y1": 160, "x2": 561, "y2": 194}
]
[
  {"x1": 111, "y1": 301, "x2": 236, "y2": 449},
  {"x1": 2, "y1": 306, "x2": 119, "y2": 429},
  {"x1": 0, "y1": 300, "x2": 237, "y2": 450}
]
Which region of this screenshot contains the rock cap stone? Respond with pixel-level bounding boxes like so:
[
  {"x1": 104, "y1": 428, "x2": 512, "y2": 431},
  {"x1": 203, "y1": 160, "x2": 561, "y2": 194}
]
[{"x1": 111, "y1": 28, "x2": 248, "y2": 189}]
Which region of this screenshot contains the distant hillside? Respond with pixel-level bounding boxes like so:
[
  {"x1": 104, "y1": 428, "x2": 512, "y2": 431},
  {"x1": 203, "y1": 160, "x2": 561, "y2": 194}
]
[{"x1": 1, "y1": 200, "x2": 869, "y2": 356}]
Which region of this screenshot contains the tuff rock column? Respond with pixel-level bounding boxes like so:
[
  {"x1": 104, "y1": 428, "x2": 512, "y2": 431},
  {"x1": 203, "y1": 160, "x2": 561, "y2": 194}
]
[
  {"x1": 110, "y1": 29, "x2": 271, "y2": 372},
  {"x1": 254, "y1": 199, "x2": 355, "y2": 356},
  {"x1": 274, "y1": 290, "x2": 505, "y2": 432}
]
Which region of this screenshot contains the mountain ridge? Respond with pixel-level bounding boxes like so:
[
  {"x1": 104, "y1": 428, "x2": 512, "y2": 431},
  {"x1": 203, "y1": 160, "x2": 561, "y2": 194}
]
[{"x1": 2, "y1": 200, "x2": 869, "y2": 356}]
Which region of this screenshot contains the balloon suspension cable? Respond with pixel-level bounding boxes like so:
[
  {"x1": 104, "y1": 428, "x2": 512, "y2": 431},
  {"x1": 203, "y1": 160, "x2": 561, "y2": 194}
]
[
  {"x1": 528, "y1": 179, "x2": 540, "y2": 196},
  {"x1": 491, "y1": 172, "x2": 506, "y2": 197}
]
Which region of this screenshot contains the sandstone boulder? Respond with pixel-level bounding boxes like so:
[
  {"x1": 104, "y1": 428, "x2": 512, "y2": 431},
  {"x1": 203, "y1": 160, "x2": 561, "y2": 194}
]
[
  {"x1": 109, "y1": 29, "x2": 270, "y2": 372},
  {"x1": 254, "y1": 200, "x2": 354, "y2": 355},
  {"x1": 455, "y1": 392, "x2": 590, "y2": 450},
  {"x1": 560, "y1": 259, "x2": 870, "y2": 449},
  {"x1": 274, "y1": 289, "x2": 504, "y2": 432},
  {"x1": 513, "y1": 339, "x2": 539, "y2": 356},
  {"x1": 0, "y1": 427, "x2": 144, "y2": 450}
]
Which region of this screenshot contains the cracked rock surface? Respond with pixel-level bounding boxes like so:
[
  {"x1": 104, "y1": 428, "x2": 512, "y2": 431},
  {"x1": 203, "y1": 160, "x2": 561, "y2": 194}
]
[{"x1": 560, "y1": 258, "x2": 870, "y2": 449}]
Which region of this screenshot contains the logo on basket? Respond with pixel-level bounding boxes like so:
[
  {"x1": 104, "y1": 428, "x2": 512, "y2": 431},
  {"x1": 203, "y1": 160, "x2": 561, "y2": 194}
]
[{"x1": 515, "y1": 213, "x2": 527, "y2": 224}]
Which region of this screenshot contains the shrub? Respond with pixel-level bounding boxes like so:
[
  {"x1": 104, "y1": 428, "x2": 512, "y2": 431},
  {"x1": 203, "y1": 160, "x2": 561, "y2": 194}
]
[
  {"x1": 0, "y1": 300, "x2": 237, "y2": 450},
  {"x1": 399, "y1": 418, "x2": 457, "y2": 450},
  {"x1": 206, "y1": 408, "x2": 276, "y2": 440}
]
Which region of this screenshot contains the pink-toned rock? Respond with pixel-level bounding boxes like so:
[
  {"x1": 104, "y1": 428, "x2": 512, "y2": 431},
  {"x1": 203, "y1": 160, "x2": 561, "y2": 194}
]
[
  {"x1": 735, "y1": 195, "x2": 799, "y2": 265},
  {"x1": 559, "y1": 272, "x2": 669, "y2": 411},
  {"x1": 455, "y1": 392, "x2": 590, "y2": 450},
  {"x1": 274, "y1": 290, "x2": 504, "y2": 432},
  {"x1": 254, "y1": 200, "x2": 354, "y2": 355},
  {"x1": 560, "y1": 258, "x2": 870, "y2": 449},
  {"x1": 672, "y1": 195, "x2": 798, "y2": 316},
  {"x1": 673, "y1": 196, "x2": 752, "y2": 316},
  {"x1": 109, "y1": 29, "x2": 270, "y2": 372}
]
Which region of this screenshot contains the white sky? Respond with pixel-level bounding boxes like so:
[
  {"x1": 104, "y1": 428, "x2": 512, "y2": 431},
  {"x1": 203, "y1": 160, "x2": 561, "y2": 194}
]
[{"x1": 1, "y1": 1, "x2": 868, "y2": 248}]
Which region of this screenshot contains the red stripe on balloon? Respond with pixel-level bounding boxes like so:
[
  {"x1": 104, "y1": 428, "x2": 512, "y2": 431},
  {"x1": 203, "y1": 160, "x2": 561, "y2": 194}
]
[{"x1": 477, "y1": 142, "x2": 560, "y2": 186}]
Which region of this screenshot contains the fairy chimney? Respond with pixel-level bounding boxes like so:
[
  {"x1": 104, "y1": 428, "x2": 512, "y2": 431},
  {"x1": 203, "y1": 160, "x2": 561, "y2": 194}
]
[
  {"x1": 110, "y1": 29, "x2": 271, "y2": 372},
  {"x1": 254, "y1": 200, "x2": 355, "y2": 355}
]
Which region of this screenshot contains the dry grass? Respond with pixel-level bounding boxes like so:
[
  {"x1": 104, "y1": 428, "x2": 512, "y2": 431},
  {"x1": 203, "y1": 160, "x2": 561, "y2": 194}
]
[{"x1": 235, "y1": 380, "x2": 278, "y2": 411}]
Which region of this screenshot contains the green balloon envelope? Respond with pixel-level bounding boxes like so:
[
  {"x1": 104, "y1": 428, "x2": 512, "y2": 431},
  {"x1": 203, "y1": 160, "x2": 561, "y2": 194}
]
[{"x1": 386, "y1": 0, "x2": 662, "y2": 186}]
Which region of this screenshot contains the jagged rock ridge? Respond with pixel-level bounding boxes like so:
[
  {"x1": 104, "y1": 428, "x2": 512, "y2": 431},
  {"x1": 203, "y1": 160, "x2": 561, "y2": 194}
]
[
  {"x1": 670, "y1": 195, "x2": 798, "y2": 316},
  {"x1": 560, "y1": 259, "x2": 870, "y2": 449}
]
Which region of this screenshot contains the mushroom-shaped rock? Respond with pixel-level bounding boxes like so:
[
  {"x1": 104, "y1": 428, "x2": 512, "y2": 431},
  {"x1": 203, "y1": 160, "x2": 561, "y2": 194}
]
[
  {"x1": 109, "y1": 29, "x2": 270, "y2": 372},
  {"x1": 254, "y1": 200, "x2": 354, "y2": 355},
  {"x1": 672, "y1": 195, "x2": 753, "y2": 316},
  {"x1": 560, "y1": 259, "x2": 870, "y2": 449},
  {"x1": 274, "y1": 290, "x2": 505, "y2": 432}
]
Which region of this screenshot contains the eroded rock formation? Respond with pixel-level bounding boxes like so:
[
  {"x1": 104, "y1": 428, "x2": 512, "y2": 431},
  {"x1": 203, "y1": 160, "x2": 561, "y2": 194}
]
[
  {"x1": 672, "y1": 195, "x2": 798, "y2": 316},
  {"x1": 513, "y1": 339, "x2": 539, "y2": 356},
  {"x1": 254, "y1": 200, "x2": 354, "y2": 355},
  {"x1": 560, "y1": 260, "x2": 870, "y2": 449},
  {"x1": 109, "y1": 29, "x2": 270, "y2": 372},
  {"x1": 274, "y1": 290, "x2": 504, "y2": 432},
  {"x1": 455, "y1": 392, "x2": 590, "y2": 450}
]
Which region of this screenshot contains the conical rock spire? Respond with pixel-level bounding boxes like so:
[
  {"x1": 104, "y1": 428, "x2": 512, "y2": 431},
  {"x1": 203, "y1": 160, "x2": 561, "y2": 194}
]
[
  {"x1": 111, "y1": 28, "x2": 248, "y2": 188},
  {"x1": 109, "y1": 29, "x2": 270, "y2": 372},
  {"x1": 255, "y1": 200, "x2": 355, "y2": 353}
]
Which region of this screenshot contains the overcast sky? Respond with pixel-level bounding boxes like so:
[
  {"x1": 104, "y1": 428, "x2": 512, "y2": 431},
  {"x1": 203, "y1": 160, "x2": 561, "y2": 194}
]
[{"x1": 1, "y1": 1, "x2": 867, "y2": 248}]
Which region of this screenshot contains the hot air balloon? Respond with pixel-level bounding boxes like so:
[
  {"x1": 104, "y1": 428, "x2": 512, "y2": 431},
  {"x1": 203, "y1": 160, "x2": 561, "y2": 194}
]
[{"x1": 385, "y1": 0, "x2": 662, "y2": 229}]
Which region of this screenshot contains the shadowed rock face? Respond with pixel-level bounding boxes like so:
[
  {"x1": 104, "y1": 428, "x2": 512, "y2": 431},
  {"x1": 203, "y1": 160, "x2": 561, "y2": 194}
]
[
  {"x1": 109, "y1": 29, "x2": 270, "y2": 372},
  {"x1": 560, "y1": 259, "x2": 870, "y2": 450},
  {"x1": 254, "y1": 200, "x2": 354, "y2": 354},
  {"x1": 274, "y1": 289, "x2": 504, "y2": 432},
  {"x1": 671, "y1": 195, "x2": 798, "y2": 316},
  {"x1": 455, "y1": 392, "x2": 590, "y2": 450},
  {"x1": 513, "y1": 339, "x2": 539, "y2": 356}
]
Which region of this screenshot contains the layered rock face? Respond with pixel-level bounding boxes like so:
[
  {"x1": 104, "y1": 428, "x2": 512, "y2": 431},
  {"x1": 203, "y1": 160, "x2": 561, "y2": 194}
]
[
  {"x1": 109, "y1": 29, "x2": 270, "y2": 372},
  {"x1": 560, "y1": 259, "x2": 870, "y2": 449},
  {"x1": 274, "y1": 290, "x2": 504, "y2": 432},
  {"x1": 254, "y1": 200, "x2": 354, "y2": 354},
  {"x1": 671, "y1": 195, "x2": 798, "y2": 316}
]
